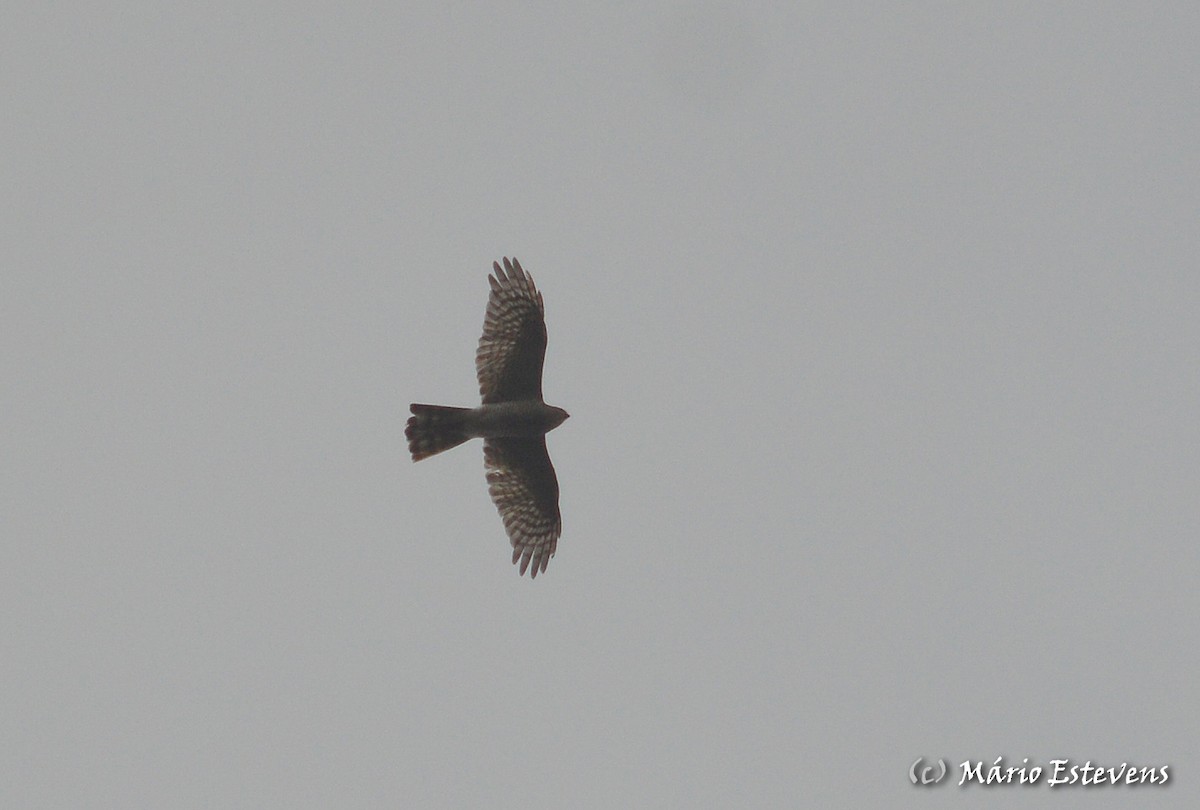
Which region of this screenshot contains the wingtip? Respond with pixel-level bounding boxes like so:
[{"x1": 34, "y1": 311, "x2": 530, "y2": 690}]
[
  {"x1": 510, "y1": 546, "x2": 553, "y2": 579},
  {"x1": 493, "y1": 257, "x2": 527, "y2": 283}
]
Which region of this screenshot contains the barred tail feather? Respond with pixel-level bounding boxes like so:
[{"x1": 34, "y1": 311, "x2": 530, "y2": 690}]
[{"x1": 406, "y1": 404, "x2": 473, "y2": 461}]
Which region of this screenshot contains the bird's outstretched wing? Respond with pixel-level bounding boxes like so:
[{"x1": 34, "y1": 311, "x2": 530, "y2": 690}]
[
  {"x1": 476, "y1": 257, "x2": 547, "y2": 404},
  {"x1": 483, "y1": 437, "x2": 561, "y2": 578}
]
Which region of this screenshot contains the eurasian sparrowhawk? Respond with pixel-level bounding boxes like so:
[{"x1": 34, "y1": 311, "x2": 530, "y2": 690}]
[{"x1": 405, "y1": 258, "x2": 568, "y2": 578}]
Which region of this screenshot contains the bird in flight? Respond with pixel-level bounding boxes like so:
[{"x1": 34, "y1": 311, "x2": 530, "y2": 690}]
[{"x1": 406, "y1": 258, "x2": 569, "y2": 578}]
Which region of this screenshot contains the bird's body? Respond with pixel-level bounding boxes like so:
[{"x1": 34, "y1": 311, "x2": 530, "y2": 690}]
[
  {"x1": 464, "y1": 400, "x2": 570, "y2": 438},
  {"x1": 405, "y1": 258, "x2": 568, "y2": 577}
]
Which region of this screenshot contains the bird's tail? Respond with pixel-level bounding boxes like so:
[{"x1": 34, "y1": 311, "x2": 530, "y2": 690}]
[{"x1": 406, "y1": 404, "x2": 473, "y2": 461}]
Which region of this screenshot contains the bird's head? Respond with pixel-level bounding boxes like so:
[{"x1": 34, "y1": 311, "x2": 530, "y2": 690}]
[{"x1": 548, "y1": 406, "x2": 569, "y2": 430}]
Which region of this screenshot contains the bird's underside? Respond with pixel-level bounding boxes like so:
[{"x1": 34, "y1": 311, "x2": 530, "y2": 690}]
[{"x1": 405, "y1": 258, "x2": 568, "y2": 578}]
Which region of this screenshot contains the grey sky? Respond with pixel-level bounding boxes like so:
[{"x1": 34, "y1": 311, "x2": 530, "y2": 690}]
[{"x1": 3, "y1": 2, "x2": 1197, "y2": 807}]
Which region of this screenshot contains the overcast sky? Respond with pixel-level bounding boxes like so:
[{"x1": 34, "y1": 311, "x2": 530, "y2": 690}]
[{"x1": 3, "y1": 2, "x2": 1197, "y2": 808}]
